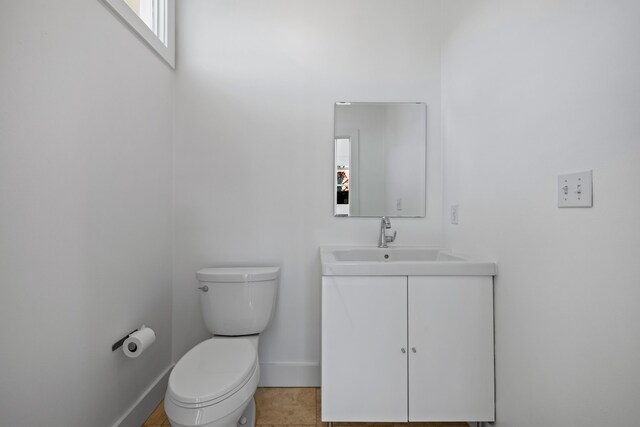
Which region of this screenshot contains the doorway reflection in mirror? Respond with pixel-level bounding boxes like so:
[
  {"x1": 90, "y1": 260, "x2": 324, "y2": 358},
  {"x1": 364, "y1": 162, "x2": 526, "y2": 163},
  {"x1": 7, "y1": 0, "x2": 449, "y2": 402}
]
[{"x1": 335, "y1": 137, "x2": 351, "y2": 216}]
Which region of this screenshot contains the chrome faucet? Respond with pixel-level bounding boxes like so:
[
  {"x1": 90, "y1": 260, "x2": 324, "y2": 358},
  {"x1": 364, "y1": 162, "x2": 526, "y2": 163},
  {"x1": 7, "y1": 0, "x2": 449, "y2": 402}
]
[{"x1": 378, "y1": 216, "x2": 397, "y2": 248}]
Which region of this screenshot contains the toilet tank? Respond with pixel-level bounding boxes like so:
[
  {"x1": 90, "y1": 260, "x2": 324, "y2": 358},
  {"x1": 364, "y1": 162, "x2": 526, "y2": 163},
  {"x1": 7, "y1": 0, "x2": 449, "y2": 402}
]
[{"x1": 196, "y1": 267, "x2": 279, "y2": 336}]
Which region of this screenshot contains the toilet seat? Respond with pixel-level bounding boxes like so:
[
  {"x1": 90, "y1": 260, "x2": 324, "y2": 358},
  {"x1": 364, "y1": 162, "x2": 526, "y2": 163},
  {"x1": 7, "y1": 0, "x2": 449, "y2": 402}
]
[{"x1": 167, "y1": 338, "x2": 258, "y2": 408}]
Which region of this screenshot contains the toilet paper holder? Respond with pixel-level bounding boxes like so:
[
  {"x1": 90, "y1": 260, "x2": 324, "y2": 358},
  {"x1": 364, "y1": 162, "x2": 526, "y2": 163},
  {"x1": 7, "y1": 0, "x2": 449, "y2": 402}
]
[{"x1": 111, "y1": 328, "x2": 139, "y2": 352}]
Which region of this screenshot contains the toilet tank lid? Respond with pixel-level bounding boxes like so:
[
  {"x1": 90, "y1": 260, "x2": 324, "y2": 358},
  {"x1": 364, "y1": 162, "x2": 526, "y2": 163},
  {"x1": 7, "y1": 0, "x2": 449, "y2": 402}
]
[{"x1": 196, "y1": 266, "x2": 280, "y2": 283}]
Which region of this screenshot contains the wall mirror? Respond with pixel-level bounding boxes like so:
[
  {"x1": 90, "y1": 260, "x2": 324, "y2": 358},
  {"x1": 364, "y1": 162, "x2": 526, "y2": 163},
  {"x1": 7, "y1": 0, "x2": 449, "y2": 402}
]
[{"x1": 334, "y1": 102, "x2": 426, "y2": 217}]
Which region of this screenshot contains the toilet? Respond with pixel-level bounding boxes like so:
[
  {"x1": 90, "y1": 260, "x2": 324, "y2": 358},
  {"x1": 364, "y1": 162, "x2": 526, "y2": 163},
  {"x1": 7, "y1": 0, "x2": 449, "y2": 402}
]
[{"x1": 165, "y1": 267, "x2": 279, "y2": 427}]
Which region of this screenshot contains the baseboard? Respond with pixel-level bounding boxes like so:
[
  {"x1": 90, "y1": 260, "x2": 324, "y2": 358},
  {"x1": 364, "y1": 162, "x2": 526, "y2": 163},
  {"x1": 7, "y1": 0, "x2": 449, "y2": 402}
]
[
  {"x1": 259, "y1": 362, "x2": 320, "y2": 387},
  {"x1": 113, "y1": 364, "x2": 174, "y2": 427}
]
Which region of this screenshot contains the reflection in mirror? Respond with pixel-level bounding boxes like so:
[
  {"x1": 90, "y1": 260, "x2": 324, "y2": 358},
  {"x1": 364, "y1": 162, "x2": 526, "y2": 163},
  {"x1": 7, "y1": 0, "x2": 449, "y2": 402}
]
[
  {"x1": 334, "y1": 102, "x2": 426, "y2": 217},
  {"x1": 335, "y1": 137, "x2": 351, "y2": 216}
]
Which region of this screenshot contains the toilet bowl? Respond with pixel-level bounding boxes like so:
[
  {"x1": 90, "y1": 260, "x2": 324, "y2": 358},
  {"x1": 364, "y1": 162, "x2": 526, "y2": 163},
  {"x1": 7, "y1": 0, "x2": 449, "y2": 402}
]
[
  {"x1": 165, "y1": 267, "x2": 279, "y2": 427},
  {"x1": 165, "y1": 337, "x2": 260, "y2": 427}
]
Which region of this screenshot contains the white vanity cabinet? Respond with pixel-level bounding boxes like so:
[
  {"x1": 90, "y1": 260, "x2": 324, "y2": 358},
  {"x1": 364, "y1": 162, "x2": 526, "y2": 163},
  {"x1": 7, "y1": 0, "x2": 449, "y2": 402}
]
[{"x1": 321, "y1": 275, "x2": 495, "y2": 423}]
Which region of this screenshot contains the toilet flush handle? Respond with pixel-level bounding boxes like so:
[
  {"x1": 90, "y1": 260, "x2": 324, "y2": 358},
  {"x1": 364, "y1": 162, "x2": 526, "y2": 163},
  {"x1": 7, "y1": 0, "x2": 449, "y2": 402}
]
[{"x1": 198, "y1": 285, "x2": 209, "y2": 292}]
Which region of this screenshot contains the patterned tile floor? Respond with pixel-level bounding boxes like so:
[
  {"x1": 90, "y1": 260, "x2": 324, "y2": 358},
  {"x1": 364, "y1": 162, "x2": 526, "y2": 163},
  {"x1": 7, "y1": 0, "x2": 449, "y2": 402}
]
[{"x1": 143, "y1": 387, "x2": 468, "y2": 427}]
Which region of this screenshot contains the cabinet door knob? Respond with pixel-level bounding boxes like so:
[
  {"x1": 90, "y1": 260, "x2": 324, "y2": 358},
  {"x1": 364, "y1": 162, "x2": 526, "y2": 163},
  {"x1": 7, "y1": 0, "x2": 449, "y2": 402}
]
[
  {"x1": 412, "y1": 347, "x2": 417, "y2": 353},
  {"x1": 401, "y1": 348, "x2": 406, "y2": 354}
]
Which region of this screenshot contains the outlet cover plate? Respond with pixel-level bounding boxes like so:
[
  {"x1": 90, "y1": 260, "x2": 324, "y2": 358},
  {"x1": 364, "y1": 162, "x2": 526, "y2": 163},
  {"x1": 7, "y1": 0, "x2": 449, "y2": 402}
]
[
  {"x1": 558, "y1": 170, "x2": 593, "y2": 208},
  {"x1": 451, "y1": 205, "x2": 459, "y2": 224}
]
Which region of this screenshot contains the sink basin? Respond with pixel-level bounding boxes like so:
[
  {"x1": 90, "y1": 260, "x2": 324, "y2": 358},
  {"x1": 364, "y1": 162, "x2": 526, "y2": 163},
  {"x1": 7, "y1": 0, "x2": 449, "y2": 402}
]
[
  {"x1": 321, "y1": 246, "x2": 496, "y2": 276},
  {"x1": 330, "y1": 247, "x2": 459, "y2": 262}
]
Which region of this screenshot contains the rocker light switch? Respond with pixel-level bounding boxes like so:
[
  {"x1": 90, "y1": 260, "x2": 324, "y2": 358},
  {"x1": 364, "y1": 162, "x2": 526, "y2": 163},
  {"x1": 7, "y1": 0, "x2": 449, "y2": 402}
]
[{"x1": 558, "y1": 170, "x2": 593, "y2": 208}]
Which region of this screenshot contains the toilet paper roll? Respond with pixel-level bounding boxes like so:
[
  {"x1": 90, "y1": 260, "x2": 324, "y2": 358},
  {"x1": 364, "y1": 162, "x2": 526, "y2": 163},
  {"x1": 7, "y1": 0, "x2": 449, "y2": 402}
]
[{"x1": 123, "y1": 326, "x2": 156, "y2": 358}]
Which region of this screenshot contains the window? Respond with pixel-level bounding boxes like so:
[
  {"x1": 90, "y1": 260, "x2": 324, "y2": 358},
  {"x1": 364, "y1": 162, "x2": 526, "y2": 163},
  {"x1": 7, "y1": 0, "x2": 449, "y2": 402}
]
[{"x1": 101, "y1": 0, "x2": 175, "y2": 68}]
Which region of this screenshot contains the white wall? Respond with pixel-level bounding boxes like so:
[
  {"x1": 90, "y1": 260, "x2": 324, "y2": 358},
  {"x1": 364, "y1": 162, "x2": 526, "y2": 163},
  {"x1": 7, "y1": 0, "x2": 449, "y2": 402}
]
[
  {"x1": 441, "y1": 1, "x2": 640, "y2": 425},
  {"x1": 173, "y1": 0, "x2": 444, "y2": 384},
  {"x1": 0, "y1": 2, "x2": 173, "y2": 426}
]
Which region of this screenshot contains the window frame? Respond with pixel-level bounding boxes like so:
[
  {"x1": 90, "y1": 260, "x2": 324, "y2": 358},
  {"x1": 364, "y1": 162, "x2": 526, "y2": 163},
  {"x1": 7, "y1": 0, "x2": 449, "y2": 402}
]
[{"x1": 101, "y1": 0, "x2": 175, "y2": 68}]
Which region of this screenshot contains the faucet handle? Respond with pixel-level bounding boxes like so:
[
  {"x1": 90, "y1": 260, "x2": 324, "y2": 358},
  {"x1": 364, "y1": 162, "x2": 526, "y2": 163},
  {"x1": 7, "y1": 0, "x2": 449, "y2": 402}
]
[{"x1": 386, "y1": 230, "x2": 397, "y2": 243}]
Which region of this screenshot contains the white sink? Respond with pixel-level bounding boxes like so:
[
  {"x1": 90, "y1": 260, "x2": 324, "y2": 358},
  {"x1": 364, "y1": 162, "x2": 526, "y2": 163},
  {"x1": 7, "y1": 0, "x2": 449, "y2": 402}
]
[{"x1": 321, "y1": 246, "x2": 496, "y2": 276}]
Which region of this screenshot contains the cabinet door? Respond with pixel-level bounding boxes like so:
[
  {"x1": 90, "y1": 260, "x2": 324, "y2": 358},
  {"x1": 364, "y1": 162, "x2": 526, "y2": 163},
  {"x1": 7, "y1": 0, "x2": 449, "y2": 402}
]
[
  {"x1": 408, "y1": 276, "x2": 495, "y2": 422},
  {"x1": 322, "y1": 276, "x2": 408, "y2": 422}
]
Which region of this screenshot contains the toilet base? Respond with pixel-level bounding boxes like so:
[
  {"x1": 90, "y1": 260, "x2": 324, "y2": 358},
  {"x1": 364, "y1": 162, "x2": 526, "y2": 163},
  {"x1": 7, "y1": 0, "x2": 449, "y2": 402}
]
[
  {"x1": 165, "y1": 396, "x2": 256, "y2": 427},
  {"x1": 238, "y1": 397, "x2": 256, "y2": 427}
]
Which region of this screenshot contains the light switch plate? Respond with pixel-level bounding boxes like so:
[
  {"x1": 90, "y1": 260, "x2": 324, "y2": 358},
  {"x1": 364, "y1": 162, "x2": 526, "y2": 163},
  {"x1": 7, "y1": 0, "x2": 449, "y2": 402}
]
[{"x1": 558, "y1": 170, "x2": 593, "y2": 208}]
